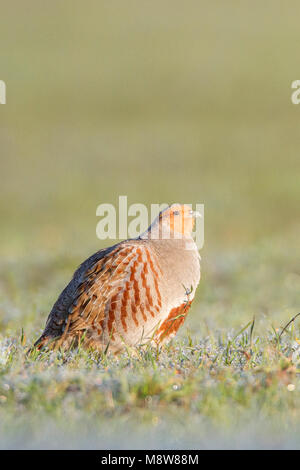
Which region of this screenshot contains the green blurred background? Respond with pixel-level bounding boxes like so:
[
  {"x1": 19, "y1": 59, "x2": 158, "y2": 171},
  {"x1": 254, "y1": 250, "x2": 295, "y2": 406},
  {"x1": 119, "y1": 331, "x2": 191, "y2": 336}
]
[{"x1": 0, "y1": 0, "x2": 299, "y2": 335}]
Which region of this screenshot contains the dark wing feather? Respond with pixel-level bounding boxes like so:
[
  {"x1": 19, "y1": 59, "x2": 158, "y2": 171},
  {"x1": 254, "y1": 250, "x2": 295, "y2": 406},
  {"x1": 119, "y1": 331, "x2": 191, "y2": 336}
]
[{"x1": 34, "y1": 242, "x2": 123, "y2": 348}]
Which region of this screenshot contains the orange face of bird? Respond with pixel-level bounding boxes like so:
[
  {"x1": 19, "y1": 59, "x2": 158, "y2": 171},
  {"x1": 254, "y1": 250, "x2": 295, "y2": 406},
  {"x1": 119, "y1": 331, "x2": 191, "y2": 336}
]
[{"x1": 159, "y1": 204, "x2": 198, "y2": 238}]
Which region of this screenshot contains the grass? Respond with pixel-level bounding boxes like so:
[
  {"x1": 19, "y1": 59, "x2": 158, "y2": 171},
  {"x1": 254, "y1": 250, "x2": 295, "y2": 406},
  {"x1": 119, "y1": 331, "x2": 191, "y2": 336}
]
[
  {"x1": 0, "y1": 0, "x2": 300, "y2": 449},
  {"x1": 1, "y1": 318, "x2": 300, "y2": 449},
  {"x1": 1, "y1": 230, "x2": 300, "y2": 449}
]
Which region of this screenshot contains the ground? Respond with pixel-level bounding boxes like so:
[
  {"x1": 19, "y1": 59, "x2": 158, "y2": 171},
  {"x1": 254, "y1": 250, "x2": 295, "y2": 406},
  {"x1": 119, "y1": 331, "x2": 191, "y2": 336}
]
[
  {"x1": 0, "y1": 1, "x2": 300, "y2": 449},
  {"x1": 1, "y1": 229, "x2": 300, "y2": 449}
]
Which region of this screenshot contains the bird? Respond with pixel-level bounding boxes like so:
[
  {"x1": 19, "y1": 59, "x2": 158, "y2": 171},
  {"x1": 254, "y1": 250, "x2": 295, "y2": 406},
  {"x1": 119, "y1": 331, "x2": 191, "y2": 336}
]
[{"x1": 34, "y1": 204, "x2": 201, "y2": 353}]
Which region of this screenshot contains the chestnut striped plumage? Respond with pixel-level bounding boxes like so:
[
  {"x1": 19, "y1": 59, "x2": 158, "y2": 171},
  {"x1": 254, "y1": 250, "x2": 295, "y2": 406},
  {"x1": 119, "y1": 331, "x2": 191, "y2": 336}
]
[{"x1": 34, "y1": 204, "x2": 201, "y2": 352}]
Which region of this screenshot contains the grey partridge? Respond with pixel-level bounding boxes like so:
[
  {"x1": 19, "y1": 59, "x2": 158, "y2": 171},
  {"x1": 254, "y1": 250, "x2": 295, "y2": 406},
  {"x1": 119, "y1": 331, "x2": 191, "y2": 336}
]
[{"x1": 34, "y1": 204, "x2": 201, "y2": 353}]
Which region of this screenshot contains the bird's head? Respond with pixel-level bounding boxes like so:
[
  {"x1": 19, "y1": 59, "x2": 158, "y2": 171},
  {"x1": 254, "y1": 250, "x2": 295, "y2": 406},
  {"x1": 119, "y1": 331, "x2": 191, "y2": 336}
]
[{"x1": 145, "y1": 204, "x2": 200, "y2": 240}]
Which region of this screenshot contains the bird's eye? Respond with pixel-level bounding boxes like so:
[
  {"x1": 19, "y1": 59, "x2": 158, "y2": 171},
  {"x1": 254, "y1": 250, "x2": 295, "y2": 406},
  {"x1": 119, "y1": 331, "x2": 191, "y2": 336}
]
[{"x1": 173, "y1": 210, "x2": 180, "y2": 216}]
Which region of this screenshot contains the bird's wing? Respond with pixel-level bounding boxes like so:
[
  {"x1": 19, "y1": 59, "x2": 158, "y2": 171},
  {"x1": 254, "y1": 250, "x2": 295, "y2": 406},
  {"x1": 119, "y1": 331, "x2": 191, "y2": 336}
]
[{"x1": 35, "y1": 241, "x2": 162, "y2": 348}]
